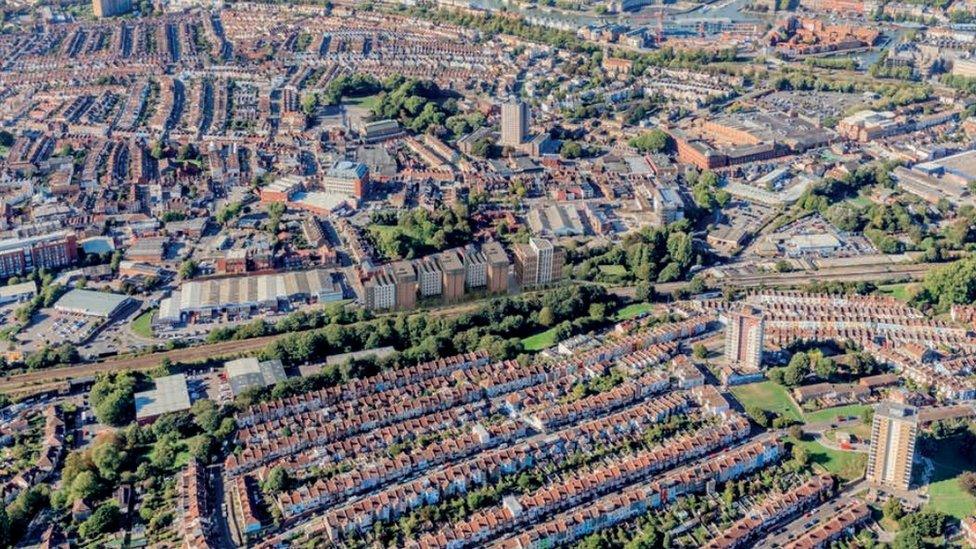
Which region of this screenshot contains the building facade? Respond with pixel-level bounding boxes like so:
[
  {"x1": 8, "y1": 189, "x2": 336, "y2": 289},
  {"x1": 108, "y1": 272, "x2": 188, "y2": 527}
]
[
  {"x1": 500, "y1": 101, "x2": 529, "y2": 147},
  {"x1": 514, "y1": 237, "x2": 564, "y2": 288},
  {"x1": 0, "y1": 232, "x2": 78, "y2": 278},
  {"x1": 92, "y1": 0, "x2": 130, "y2": 17},
  {"x1": 866, "y1": 402, "x2": 918, "y2": 491},
  {"x1": 724, "y1": 305, "x2": 764, "y2": 371}
]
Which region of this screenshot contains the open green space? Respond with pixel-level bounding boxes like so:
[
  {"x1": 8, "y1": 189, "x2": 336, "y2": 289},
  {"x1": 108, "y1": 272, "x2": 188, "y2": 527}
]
[
  {"x1": 877, "y1": 283, "x2": 913, "y2": 302},
  {"x1": 598, "y1": 265, "x2": 628, "y2": 276},
  {"x1": 845, "y1": 195, "x2": 873, "y2": 208},
  {"x1": 614, "y1": 302, "x2": 654, "y2": 321},
  {"x1": 130, "y1": 309, "x2": 156, "y2": 339},
  {"x1": 924, "y1": 438, "x2": 976, "y2": 519},
  {"x1": 791, "y1": 437, "x2": 867, "y2": 482},
  {"x1": 344, "y1": 94, "x2": 381, "y2": 110},
  {"x1": 803, "y1": 404, "x2": 871, "y2": 424},
  {"x1": 521, "y1": 327, "x2": 560, "y2": 351},
  {"x1": 730, "y1": 380, "x2": 803, "y2": 422}
]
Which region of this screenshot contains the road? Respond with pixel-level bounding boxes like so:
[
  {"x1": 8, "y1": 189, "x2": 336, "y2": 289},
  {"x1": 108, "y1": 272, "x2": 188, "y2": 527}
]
[{"x1": 755, "y1": 475, "x2": 870, "y2": 549}]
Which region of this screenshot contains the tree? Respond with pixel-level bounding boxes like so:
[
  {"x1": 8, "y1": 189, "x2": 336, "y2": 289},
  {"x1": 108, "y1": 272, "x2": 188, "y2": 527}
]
[
  {"x1": 79, "y1": 502, "x2": 120, "y2": 539},
  {"x1": 262, "y1": 465, "x2": 291, "y2": 494},
  {"x1": 782, "y1": 364, "x2": 804, "y2": 387},
  {"x1": 70, "y1": 471, "x2": 102, "y2": 503},
  {"x1": 538, "y1": 306, "x2": 555, "y2": 327},
  {"x1": 959, "y1": 471, "x2": 976, "y2": 497},
  {"x1": 745, "y1": 405, "x2": 770, "y2": 427},
  {"x1": 91, "y1": 438, "x2": 126, "y2": 482},
  {"x1": 883, "y1": 497, "x2": 905, "y2": 521},
  {"x1": 0, "y1": 130, "x2": 13, "y2": 148},
  {"x1": 560, "y1": 140, "x2": 584, "y2": 159},
  {"x1": 150, "y1": 140, "x2": 164, "y2": 160},
  {"x1": 191, "y1": 399, "x2": 221, "y2": 434},
  {"x1": 692, "y1": 344, "x2": 708, "y2": 359},
  {"x1": 93, "y1": 388, "x2": 133, "y2": 427},
  {"x1": 628, "y1": 129, "x2": 669, "y2": 153},
  {"x1": 792, "y1": 445, "x2": 810, "y2": 467},
  {"x1": 893, "y1": 527, "x2": 924, "y2": 549},
  {"x1": 179, "y1": 260, "x2": 198, "y2": 280}
]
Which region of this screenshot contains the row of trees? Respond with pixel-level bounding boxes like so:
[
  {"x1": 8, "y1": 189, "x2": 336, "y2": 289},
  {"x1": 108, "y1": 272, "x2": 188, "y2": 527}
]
[{"x1": 239, "y1": 286, "x2": 617, "y2": 405}]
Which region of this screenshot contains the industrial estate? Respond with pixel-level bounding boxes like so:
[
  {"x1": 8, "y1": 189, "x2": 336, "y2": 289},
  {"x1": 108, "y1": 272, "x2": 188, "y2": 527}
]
[{"x1": 0, "y1": 0, "x2": 976, "y2": 546}]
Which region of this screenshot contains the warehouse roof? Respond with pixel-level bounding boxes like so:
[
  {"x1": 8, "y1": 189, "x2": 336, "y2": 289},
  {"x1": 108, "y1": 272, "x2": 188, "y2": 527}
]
[
  {"x1": 135, "y1": 374, "x2": 191, "y2": 421},
  {"x1": 54, "y1": 289, "x2": 131, "y2": 318}
]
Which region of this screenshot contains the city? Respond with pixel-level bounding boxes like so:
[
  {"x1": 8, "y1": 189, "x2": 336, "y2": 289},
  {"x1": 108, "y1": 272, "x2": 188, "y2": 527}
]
[{"x1": 0, "y1": 0, "x2": 974, "y2": 546}]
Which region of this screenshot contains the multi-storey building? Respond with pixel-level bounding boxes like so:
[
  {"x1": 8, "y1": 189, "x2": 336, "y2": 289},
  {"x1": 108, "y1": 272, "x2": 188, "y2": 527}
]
[
  {"x1": 364, "y1": 270, "x2": 397, "y2": 310},
  {"x1": 0, "y1": 232, "x2": 78, "y2": 278},
  {"x1": 866, "y1": 402, "x2": 918, "y2": 491},
  {"x1": 500, "y1": 101, "x2": 529, "y2": 147},
  {"x1": 92, "y1": 0, "x2": 130, "y2": 17},
  {"x1": 322, "y1": 161, "x2": 369, "y2": 198},
  {"x1": 463, "y1": 247, "x2": 488, "y2": 290},
  {"x1": 513, "y1": 237, "x2": 564, "y2": 288},
  {"x1": 724, "y1": 305, "x2": 764, "y2": 371},
  {"x1": 417, "y1": 258, "x2": 443, "y2": 298},
  {"x1": 392, "y1": 260, "x2": 417, "y2": 310},
  {"x1": 437, "y1": 251, "x2": 465, "y2": 302},
  {"x1": 483, "y1": 240, "x2": 511, "y2": 294}
]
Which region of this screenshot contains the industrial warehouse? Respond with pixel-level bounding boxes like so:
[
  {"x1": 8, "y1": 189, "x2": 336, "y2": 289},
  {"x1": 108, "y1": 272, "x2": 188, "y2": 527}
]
[{"x1": 155, "y1": 269, "x2": 344, "y2": 327}]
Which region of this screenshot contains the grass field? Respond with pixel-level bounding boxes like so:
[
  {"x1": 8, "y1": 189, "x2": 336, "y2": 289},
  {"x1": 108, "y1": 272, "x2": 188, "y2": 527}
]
[
  {"x1": 345, "y1": 94, "x2": 381, "y2": 111},
  {"x1": 614, "y1": 302, "x2": 654, "y2": 321},
  {"x1": 804, "y1": 404, "x2": 871, "y2": 424},
  {"x1": 730, "y1": 381, "x2": 803, "y2": 422},
  {"x1": 846, "y1": 195, "x2": 873, "y2": 208},
  {"x1": 877, "y1": 283, "x2": 913, "y2": 302},
  {"x1": 791, "y1": 437, "x2": 867, "y2": 482},
  {"x1": 521, "y1": 327, "x2": 559, "y2": 351},
  {"x1": 131, "y1": 309, "x2": 156, "y2": 339},
  {"x1": 925, "y1": 438, "x2": 976, "y2": 519},
  {"x1": 598, "y1": 265, "x2": 628, "y2": 276}
]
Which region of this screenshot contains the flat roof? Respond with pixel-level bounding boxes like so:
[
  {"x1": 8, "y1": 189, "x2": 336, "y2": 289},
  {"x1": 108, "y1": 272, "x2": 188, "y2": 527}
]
[
  {"x1": 0, "y1": 280, "x2": 37, "y2": 299},
  {"x1": 54, "y1": 289, "x2": 130, "y2": 318},
  {"x1": 135, "y1": 374, "x2": 191, "y2": 420},
  {"x1": 225, "y1": 357, "x2": 287, "y2": 396}
]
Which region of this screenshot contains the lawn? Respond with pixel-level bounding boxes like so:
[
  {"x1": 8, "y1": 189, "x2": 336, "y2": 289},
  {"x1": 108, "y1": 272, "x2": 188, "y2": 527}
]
[
  {"x1": 846, "y1": 195, "x2": 873, "y2": 208},
  {"x1": 877, "y1": 283, "x2": 913, "y2": 302},
  {"x1": 130, "y1": 309, "x2": 156, "y2": 339},
  {"x1": 521, "y1": 327, "x2": 559, "y2": 351},
  {"x1": 924, "y1": 437, "x2": 976, "y2": 519},
  {"x1": 791, "y1": 437, "x2": 867, "y2": 482},
  {"x1": 345, "y1": 94, "x2": 381, "y2": 111},
  {"x1": 730, "y1": 381, "x2": 803, "y2": 422},
  {"x1": 614, "y1": 302, "x2": 654, "y2": 321},
  {"x1": 598, "y1": 265, "x2": 628, "y2": 277},
  {"x1": 804, "y1": 404, "x2": 871, "y2": 424}
]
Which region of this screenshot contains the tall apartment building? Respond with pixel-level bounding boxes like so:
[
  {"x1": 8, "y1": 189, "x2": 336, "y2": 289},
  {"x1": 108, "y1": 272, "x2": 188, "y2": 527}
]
[
  {"x1": 513, "y1": 237, "x2": 564, "y2": 288},
  {"x1": 0, "y1": 232, "x2": 78, "y2": 278},
  {"x1": 866, "y1": 402, "x2": 918, "y2": 490},
  {"x1": 462, "y1": 247, "x2": 488, "y2": 290},
  {"x1": 483, "y1": 240, "x2": 511, "y2": 294},
  {"x1": 437, "y1": 251, "x2": 465, "y2": 302},
  {"x1": 500, "y1": 101, "x2": 529, "y2": 147},
  {"x1": 391, "y1": 260, "x2": 417, "y2": 310},
  {"x1": 416, "y1": 258, "x2": 442, "y2": 298},
  {"x1": 724, "y1": 305, "x2": 764, "y2": 371},
  {"x1": 92, "y1": 0, "x2": 130, "y2": 17},
  {"x1": 363, "y1": 270, "x2": 396, "y2": 310}
]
